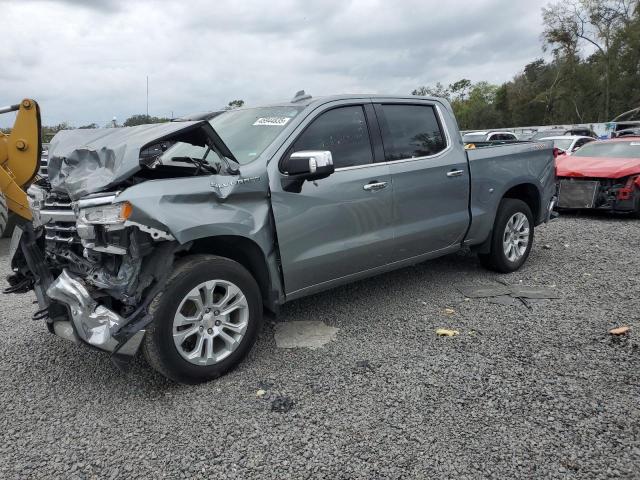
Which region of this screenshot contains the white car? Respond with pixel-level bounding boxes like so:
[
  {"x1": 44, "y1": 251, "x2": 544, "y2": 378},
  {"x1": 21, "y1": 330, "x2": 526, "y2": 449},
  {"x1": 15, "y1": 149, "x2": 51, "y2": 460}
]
[
  {"x1": 538, "y1": 135, "x2": 595, "y2": 155},
  {"x1": 462, "y1": 131, "x2": 517, "y2": 143}
]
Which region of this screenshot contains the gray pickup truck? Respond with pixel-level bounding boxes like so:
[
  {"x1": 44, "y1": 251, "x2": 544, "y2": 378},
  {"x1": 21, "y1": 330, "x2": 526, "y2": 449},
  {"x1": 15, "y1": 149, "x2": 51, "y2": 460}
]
[{"x1": 6, "y1": 93, "x2": 556, "y2": 383}]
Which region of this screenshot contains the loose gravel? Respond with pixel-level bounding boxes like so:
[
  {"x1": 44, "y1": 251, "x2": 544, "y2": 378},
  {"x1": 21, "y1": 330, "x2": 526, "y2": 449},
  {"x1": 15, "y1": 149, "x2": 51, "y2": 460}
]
[{"x1": 0, "y1": 214, "x2": 639, "y2": 479}]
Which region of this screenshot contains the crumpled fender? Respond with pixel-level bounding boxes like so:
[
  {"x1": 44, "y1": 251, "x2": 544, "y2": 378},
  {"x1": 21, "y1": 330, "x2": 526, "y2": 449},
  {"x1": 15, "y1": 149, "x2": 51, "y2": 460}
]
[
  {"x1": 116, "y1": 161, "x2": 269, "y2": 244},
  {"x1": 115, "y1": 160, "x2": 282, "y2": 301}
]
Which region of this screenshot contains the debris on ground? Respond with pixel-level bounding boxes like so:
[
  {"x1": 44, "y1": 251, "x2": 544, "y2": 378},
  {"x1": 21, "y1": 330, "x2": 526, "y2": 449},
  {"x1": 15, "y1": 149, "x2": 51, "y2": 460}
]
[
  {"x1": 444, "y1": 308, "x2": 455, "y2": 315},
  {"x1": 458, "y1": 282, "x2": 560, "y2": 309},
  {"x1": 256, "y1": 389, "x2": 267, "y2": 398},
  {"x1": 543, "y1": 244, "x2": 552, "y2": 250},
  {"x1": 270, "y1": 395, "x2": 295, "y2": 413},
  {"x1": 257, "y1": 380, "x2": 274, "y2": 390},
  {"x1": 436, "y1": 328, "x2": 460, "y2": 337},
  {"x1": 354, "y1": 360, "x2": 377, "y2": 373},
  {"x1": 609, "y1": 326, "x2": 631, "y2": 336},
  {"x1": 487, "y1": 295, "x2": 520, "y2": 306},
  {"x1": 356, "y1": 360, "x2": 371, "y2": 369},
  {"x1": 274, "y1": 321, "x2": 338, "y2": 349}
]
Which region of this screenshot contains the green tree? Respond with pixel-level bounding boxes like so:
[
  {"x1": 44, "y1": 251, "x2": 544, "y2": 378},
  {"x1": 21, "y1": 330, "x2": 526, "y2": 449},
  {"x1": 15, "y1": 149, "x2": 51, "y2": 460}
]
[
  {"x1": 123, "y1": 114, "x2": 170, "y2": 127},
  {"x1": 543, "y1": 0, "x2": 637, "y2": 119},
  {"x1": 411, "y1": 83, "x2": 450, "y2": 99},
  {"x1": 225, "y1": 100, "x2": 245, "y2": 110}
]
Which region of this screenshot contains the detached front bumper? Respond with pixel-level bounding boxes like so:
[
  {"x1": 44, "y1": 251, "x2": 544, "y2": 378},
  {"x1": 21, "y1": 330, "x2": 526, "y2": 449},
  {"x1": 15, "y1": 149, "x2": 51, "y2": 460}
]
[
  {"x1": 46, "y1": 269, "x2": 145, "y2": 355},
  {"x1": 8, "y1": 206, "x2": 183, "y2": 366}
]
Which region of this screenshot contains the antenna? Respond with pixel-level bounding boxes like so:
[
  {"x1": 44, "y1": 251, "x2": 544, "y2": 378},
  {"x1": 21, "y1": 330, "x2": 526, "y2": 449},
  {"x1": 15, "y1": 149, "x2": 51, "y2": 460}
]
[{"x1": 146, "y1": 75, "x2": 149, "y2": 118}]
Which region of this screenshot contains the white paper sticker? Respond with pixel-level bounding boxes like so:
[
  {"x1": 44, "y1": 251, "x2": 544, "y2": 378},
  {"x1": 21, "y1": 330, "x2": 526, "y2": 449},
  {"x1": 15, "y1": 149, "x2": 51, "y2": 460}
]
[{"x1": 253, "y1": 117, "x2": 291, "y2": 126}]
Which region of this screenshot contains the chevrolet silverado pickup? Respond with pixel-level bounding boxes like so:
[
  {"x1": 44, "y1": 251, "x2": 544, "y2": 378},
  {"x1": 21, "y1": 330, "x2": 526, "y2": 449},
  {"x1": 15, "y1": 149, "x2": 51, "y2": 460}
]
[{"x1": 5, "y1": 93, "x2": 556, "y2": 383}]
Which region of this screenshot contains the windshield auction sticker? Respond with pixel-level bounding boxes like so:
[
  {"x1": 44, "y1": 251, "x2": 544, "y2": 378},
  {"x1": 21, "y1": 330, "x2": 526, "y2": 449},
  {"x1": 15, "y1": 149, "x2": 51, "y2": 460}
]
[{"x1": 253, "y1": 117, "x2": 291, "y2": 126}]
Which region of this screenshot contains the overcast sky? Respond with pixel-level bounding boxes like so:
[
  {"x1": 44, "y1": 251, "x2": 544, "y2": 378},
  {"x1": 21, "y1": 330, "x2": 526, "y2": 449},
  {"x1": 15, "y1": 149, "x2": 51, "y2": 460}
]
[{"x1": 1, "y1": 0, "x2": 551, "y2": 127}]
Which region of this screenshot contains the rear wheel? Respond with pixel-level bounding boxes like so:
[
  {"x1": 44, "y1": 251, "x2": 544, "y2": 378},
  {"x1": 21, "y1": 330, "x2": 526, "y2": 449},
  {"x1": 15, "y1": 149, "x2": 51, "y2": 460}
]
[
  {"x1": 479, "y1": 198, "x2": 534, "y2": 273},
  {"x1": 143, "y1": 254, "x2": 263, "y2": 384},
  {"x1": 0, "y1": 193, "x2": 7, "y2": 238}
]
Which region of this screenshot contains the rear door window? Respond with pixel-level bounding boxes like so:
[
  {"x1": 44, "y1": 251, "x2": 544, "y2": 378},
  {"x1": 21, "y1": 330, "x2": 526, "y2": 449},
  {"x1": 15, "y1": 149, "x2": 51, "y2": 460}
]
[
  {"x1": 289, "y1": 106, "x2": 373, "y2": 169},
  {"x1": 377, "y1": 104, "x2": 447, "y2": 161}
]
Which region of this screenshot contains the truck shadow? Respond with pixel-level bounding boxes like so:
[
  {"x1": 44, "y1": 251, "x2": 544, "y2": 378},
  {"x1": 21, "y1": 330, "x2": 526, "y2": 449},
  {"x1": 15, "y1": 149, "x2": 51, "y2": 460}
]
[
  {"x1": 556, "y1": 209, "x2": 638, "y2": 221},
  {"x1": 10, "y1": 244, "x2": 552, "y2": 391},
  {"x1": 17, "y1": 249, "x2": 483, "y2": 391}
]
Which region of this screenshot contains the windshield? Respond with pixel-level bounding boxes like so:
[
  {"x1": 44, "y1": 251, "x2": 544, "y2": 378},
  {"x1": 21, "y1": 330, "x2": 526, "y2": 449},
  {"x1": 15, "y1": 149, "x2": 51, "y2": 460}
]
[
  {"x1": 462, "y1": 133, "x2": 487, "y2": 142},
  {"x1": 160, "y1": 106, "x2": 303, "y2": 167},
  {"x1": 211, "y1": 106, "x2": 303, "y2": 164},
  {"x1": 547, "y1": 138, "x2": 573, "y2": 151},
  {"x1": 573, "y1": 141, "x2": 640, "y2": 159}
]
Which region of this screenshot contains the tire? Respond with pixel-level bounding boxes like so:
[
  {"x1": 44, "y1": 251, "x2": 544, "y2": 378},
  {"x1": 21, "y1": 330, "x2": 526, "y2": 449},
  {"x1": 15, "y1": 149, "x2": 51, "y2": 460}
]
[
  {"x1": 0, "y1": 192, "x2": 7, "y2": 238},
  {"x1": 142, "y1": 254, "x2": 263, "y2": 384},
  {"x1": 478, "y1": 198, "x2": 534, "y2": 273}
]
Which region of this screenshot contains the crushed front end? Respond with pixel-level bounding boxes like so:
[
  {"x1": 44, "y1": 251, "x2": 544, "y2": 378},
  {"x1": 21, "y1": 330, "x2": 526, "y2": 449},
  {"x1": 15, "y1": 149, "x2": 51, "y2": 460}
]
[
  {"x1": 7, "y1": 181, "x2": 181, "y2": 366},
  {"x1": 557, "y1": 176, "x2": 640, "y2": 213}
]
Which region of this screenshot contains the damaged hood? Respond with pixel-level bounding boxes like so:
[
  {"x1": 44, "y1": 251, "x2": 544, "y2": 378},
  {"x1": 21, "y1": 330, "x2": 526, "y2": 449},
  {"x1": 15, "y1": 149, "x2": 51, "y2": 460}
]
[
  {"x1": 47, "y1": 121, "x2": 234, "y2": 199},
  {"x1": 557, "y1": 155, "x2": 640, "y2": 179}
]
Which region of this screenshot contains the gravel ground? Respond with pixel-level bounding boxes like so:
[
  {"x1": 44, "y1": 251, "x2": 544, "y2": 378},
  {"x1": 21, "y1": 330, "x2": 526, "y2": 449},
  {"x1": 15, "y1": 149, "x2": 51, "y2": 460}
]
[{"x1": 0, "y1": 214, "x2": 639, "y2": 479}]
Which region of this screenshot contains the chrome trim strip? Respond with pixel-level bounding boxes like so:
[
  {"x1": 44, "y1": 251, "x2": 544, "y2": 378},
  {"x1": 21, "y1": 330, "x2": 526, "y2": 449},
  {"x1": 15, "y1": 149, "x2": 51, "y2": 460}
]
[
  {"x1": 45, "y1": 234, "x2": 78, "y2": 244},
  {"x1": 76, "y1": 195, "x2": 117, "y2": 209},
  {"x1": 40, "y1": 210, "x2": 76, "y2": 223},
  {"x1": 44, "y1": 224, "x2": 77, "y2": 232}
]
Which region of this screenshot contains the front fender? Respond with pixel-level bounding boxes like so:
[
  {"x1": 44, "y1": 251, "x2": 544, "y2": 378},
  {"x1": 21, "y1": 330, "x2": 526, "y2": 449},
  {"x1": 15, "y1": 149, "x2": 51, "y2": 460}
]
[{"x1": 116, "y1": 170, "x2": 282, "y2": 301}]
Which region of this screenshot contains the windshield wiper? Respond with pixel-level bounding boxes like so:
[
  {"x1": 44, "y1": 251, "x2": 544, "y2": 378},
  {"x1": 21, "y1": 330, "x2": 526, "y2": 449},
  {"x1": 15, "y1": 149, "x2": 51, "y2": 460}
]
[{"x1": 170, "y1": 156, "x2": 218, "y2": 174}]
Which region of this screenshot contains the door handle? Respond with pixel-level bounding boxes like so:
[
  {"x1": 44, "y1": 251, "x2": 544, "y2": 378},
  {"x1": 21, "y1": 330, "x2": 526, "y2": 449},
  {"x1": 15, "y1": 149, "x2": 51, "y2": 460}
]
[
  {"x1": 363, "y1": 181, "x2": 388, "y2": 191},
  {"x1": 446, "y1": 169, "x2": 465, "y2": 177}
]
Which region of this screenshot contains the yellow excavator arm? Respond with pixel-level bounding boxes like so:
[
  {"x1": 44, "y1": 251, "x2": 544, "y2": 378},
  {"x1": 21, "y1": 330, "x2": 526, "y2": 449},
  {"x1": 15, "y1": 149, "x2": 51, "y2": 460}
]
[{"x1": 0, "y1": 99, "x2": 41, "y2": 235}]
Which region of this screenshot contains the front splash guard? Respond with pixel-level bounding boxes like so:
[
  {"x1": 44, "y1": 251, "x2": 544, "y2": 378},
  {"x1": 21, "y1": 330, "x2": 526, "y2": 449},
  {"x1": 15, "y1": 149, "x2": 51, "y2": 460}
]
[{"x1": 46, "y1": 269, "x2": 144, "y2": 356}]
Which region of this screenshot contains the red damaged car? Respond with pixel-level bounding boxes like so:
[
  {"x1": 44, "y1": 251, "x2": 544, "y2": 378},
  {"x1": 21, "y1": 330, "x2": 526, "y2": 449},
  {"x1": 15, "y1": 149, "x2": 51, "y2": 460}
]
[{"x1": 556, "y1": 137, "x2": 640, "y2": 215}]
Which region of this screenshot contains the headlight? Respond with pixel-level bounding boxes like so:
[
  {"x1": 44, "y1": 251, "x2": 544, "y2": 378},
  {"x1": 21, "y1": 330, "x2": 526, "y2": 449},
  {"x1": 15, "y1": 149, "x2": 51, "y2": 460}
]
[{"x1": 78, "y1": 202, "x2": 133, "y2": 225}]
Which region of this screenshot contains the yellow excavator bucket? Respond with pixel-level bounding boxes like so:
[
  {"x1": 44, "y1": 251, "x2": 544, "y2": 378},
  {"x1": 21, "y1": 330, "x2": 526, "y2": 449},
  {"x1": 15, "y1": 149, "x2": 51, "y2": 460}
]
[{"x1": 0, "y1": 99, "x2": 41, "y2": 225}]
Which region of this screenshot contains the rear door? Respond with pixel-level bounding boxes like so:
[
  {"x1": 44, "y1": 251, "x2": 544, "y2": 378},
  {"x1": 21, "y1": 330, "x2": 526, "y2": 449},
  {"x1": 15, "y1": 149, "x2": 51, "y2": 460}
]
[
  {"x1": 269, "y1": 101, "x2": 394, "y2": 296},
  {"x1": 373, "y1": 101, "x2": 470, "y2": 261}
]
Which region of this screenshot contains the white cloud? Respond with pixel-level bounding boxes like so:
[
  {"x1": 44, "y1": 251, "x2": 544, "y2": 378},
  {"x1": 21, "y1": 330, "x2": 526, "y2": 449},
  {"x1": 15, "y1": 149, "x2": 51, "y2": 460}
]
[{"x1": 0, "y1": 0, "x2": 550, "y2": 127}]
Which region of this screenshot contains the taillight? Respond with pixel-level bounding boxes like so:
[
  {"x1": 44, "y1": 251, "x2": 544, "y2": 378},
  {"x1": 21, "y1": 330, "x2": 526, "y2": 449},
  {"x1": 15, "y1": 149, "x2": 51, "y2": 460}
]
[{"x1": 553, "y1": 147, "x2": 560, "y2": 159}]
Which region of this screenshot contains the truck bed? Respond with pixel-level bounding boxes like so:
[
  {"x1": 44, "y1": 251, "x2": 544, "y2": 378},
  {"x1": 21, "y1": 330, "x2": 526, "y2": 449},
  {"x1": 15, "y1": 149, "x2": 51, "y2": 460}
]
[{"x1": 464, "y1": 141, "x2": 556, "y2": 246}]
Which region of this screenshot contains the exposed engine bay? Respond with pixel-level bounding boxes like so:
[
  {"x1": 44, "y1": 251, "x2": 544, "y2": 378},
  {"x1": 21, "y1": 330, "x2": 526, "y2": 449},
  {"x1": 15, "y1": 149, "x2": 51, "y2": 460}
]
[{"x1": 557, "y1": 176, "x2": 640, "y2": 212}]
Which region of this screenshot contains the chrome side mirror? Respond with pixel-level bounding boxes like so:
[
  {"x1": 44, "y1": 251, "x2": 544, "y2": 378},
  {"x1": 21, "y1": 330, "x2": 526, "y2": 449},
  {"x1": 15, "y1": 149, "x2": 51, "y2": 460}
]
[{"x1": 282, "y1": 150, "x2": 335, "y2": 193}]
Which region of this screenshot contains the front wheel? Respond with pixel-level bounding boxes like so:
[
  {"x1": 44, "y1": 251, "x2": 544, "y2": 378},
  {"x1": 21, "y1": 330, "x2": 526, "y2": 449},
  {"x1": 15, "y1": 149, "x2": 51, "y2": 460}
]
[
  {"x1": 478, "y1": 198, "x2": 534, "y2": 273},
  {"x1": 142, "y1": 254, "x2": 263, "y2": 384}
]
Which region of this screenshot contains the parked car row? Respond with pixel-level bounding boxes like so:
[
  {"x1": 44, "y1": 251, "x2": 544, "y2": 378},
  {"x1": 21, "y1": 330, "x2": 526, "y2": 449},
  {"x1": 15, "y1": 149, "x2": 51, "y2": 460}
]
[
  {"x1": 463, "y1": 124, "x2": 640, "y2": 216},
  {"x1": 538, "y1": 135, "x2": 595, "y2": 155},
  {"x1": 463, "y1": 127, "x2": 600, "y2": 143}
]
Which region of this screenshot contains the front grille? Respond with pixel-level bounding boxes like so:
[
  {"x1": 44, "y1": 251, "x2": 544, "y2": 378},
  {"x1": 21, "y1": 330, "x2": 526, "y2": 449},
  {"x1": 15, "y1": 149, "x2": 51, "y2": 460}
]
[
  {"x1": 558, "y1": 180, "x2": 599, "y2": 208},
  {"x1": 40, "y1": 193, "x2": 80, "y2": 244},
  {"x1": 39, "y1": 154, "x2": 48, "y2": 177}
]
